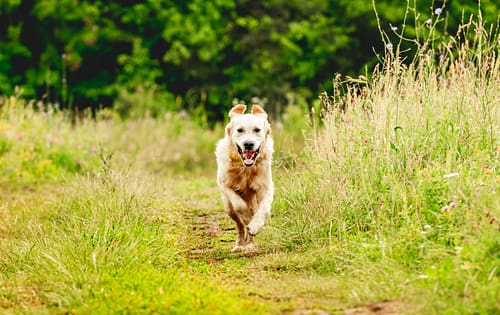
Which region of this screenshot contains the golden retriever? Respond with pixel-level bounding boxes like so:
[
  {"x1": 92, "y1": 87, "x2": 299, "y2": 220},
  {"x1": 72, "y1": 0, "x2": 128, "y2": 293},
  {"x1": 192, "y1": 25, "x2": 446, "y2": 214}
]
[{"x1": 215, "y1": 104, "x2": 274, "y2": 251}]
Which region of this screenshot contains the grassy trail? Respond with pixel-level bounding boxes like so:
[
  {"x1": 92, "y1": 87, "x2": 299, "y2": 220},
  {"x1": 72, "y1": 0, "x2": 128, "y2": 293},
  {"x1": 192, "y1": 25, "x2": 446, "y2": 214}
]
[
  {"x1": 1, "y1": 112, "x2": 498, "y2": 314},
  {"x1": 150, "y1": 174, "x2": 354, "y2": 315},
  {"x1": 141, "y1": 173, "x2": 409, "y2": 315},
  {"x1": 1, "y1": 169, "x2": 408, "y2": 314}
]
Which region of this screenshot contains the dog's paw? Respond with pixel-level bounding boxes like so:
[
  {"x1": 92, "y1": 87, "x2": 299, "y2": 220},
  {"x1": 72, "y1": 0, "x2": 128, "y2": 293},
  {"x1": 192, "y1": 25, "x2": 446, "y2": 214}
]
[
  {"x1": 232, "y1": 243, "x2": 256, "y2": 252},
  {"x1": 247, "y1": 218, "x2": 265, "y2": 236}
]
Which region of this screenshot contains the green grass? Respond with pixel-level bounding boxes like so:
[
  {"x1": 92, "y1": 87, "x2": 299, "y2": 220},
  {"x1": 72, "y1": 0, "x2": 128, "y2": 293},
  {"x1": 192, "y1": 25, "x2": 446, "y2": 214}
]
[
  {"x1": 1, "y1": 17, "x2": 499, "y2": 315},
  {"x1": 265, "y1": 17, "x2": 499, "y2": 314}
]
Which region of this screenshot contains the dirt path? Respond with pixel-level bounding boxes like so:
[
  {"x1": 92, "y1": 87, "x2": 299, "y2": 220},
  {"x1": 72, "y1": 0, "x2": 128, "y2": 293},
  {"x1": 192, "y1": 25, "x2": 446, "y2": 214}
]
[{"x1": 163, "y1": 176, "x2": 406, "y2": 315}]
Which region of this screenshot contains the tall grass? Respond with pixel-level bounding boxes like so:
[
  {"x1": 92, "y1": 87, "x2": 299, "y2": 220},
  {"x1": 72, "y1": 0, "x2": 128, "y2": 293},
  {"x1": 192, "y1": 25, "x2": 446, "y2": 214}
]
[
  {"x1": 0, "y1": 165, "x2": 267, "y2": 313},
  {"x1": 0, "y1": 95, "x2": 226, "y2": 190},
  {"x1": 0, "y1": 105, "x2": 266, "y2": 313},
  {"x1": 268, "y1": 16, "x2": 499, "y2": 313},
  {"x1": 0, "y1": 97, "x2": 102, "y2": 187}
]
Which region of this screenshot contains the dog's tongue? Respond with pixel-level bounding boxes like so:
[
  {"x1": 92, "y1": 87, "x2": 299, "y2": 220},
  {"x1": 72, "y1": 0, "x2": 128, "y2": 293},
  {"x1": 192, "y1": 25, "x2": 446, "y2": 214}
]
[{"x1": 243, "y1": 150, "x2": 255, "y2": 164}]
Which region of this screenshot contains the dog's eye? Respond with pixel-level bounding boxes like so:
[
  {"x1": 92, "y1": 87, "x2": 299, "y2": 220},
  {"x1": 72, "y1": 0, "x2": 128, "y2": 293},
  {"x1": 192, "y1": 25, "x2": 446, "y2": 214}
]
[
  {"x1": 254, "y1": 128, "x2": 261, "y2": 133},
  {"x1": 236, "y1": 128, "x2": 244, "y2": 133}
]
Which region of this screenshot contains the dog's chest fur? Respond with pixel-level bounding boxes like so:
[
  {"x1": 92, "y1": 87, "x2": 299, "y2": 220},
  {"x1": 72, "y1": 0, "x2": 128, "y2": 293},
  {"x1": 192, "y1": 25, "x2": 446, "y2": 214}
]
[{"x1": 227, "y1": 164, "x2": 261, "y2": 193}]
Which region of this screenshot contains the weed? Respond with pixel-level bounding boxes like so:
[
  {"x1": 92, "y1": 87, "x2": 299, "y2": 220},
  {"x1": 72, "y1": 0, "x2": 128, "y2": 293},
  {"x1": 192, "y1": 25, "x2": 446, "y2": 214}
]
[{"x1": 269, "y1": 11, "x2": 499, "y2": 313}]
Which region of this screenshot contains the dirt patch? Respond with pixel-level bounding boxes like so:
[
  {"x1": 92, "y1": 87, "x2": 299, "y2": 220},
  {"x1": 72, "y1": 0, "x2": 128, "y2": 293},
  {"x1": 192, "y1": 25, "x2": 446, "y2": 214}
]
[
  {"x1": 344, "y1": 301, "x2": 405, "y2": 315},
  {"x1": 182, "y1": 211, "x2": 235, "y2": 258},
  {"x1": 283, "y1": 309, "x2": 329, "y2": 315},
  {"x1": 181, "y1": 210, "x2": 276, "y2": 261},
  {"x1": 191, "y1": 212, "x2": 224, "y2": 236}
]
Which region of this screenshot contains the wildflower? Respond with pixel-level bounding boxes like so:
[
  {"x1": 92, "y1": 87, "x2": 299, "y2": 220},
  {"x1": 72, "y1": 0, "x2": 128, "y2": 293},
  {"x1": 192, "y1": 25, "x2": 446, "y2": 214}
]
[
  {"x1": 443, "y1": 172, "x2": 459, "y2": 178},
  {"x1": 363, "y1": 139, "x2": 369, "y2": 143},
  {"x1": 418, "y1": 274, "x2": 428, "y2": 279},
  {"x1": 449, "y1": 201, "x2": 457, "y2": 208},
  {"x1": 386, "y1": 42, "x2": 393, "y2": 50},
  {"x1": 483, "y1": 165, "x2": 490, "y2": 170},
  {"x1": 441, "y1": 205, "x2": 450, "y2": 212},
  {"x1": 425, "y1": 18, "x2": 432, "y2": 26},
  {"x1": 454, "y1": 246, "x2": 463, "y2": 253},
  {"x1": 434, "y1": 8, "x2": 443, "y2": 15},
  {"x1": 424, "y1": 224, "x2": 431, "y2": 230},
  {"x1": 391, "y1": 25, "x2": 398, "y2": 31}
]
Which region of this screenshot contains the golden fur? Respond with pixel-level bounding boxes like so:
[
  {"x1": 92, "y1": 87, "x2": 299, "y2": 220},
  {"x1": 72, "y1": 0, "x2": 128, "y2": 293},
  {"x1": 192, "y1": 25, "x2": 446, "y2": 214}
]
[{"x1": 215, "y1": 104, "x2": 274, "y2": 251}]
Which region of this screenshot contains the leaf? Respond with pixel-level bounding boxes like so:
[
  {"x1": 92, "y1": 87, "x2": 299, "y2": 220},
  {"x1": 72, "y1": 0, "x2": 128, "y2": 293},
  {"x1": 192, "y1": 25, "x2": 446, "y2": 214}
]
[{"x1": 390, "y1": 142, "x2": 400, "y2": 153}]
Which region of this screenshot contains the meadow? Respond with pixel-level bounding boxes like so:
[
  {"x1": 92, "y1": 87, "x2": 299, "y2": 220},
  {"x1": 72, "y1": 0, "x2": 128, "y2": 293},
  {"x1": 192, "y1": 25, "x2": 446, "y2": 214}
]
[{"x1": 1, "y1": 19, "x2": 499, "y2": 315}]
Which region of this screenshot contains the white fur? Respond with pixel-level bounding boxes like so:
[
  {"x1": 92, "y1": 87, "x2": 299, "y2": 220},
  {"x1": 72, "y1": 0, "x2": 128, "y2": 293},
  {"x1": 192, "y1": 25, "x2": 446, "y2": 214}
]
[{"x1": 215, "y1": 105, "x2": 274, "y2": 251}]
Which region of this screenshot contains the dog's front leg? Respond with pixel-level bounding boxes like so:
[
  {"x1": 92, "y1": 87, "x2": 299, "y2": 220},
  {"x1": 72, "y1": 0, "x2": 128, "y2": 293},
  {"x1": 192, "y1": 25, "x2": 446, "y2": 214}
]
[
  {"x1": 221, "y1": 187, "x2": 256, "y2": 251},
  {"x1": 247, "y1": 184, "x2": 273, "y2": 236},
  {"x1": 220, "y1": 187, "x2": 247, "y2": 214}
]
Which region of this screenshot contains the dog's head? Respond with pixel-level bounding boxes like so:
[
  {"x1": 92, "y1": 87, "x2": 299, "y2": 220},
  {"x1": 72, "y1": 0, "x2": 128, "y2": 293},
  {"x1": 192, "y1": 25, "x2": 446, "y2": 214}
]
[{"x1": 226, "y1": 104, "x2": 271, "y2": 167}]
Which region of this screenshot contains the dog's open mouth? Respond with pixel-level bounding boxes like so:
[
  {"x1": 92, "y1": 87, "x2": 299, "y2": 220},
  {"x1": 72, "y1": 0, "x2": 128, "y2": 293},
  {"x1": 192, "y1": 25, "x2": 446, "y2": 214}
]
[{"x1": 237, "y1": 145, "x2": 260, "y2": 167}]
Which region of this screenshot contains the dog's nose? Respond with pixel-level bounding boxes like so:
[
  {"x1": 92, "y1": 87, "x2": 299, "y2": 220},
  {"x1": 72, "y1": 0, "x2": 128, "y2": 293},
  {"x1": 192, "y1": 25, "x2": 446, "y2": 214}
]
[{"x1": 243, "y1": 141, "x2": 254, "y2": 150}]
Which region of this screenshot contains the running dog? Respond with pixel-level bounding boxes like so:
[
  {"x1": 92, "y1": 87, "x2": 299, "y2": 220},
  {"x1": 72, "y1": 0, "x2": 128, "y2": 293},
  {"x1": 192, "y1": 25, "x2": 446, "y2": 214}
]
[{"x1": 215, "y1": 104, "x2": 274, "y2": 251}]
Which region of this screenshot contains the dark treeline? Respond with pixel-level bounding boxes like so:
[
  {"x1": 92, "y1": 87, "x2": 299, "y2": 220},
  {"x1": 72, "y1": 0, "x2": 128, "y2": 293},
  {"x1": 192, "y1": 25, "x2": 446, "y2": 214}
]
[{"x1": 0, "y1": 0, "x2": 498, "y2": 120}]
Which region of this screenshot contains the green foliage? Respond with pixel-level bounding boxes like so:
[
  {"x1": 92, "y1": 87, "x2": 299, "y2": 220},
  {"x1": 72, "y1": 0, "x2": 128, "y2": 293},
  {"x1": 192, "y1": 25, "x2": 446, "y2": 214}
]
[
  {"x1": 1, "y1": 1, "x2": 498, "y2": 118},
  {"x1": 113, "y1": 85, "x2": 178, "y2": 119}
]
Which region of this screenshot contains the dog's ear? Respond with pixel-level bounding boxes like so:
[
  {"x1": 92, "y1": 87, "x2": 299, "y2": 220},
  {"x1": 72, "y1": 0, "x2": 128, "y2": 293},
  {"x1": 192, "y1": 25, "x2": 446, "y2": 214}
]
[
  {"x1": 251, "y1": 104, "x2": 268, "y2": 119},
  {"x1": 228, "y1": 104, "x2": 247, "y2": 120},
  {"x1": 226, "y1": 104, "x2": 245, "y2": 136}
]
